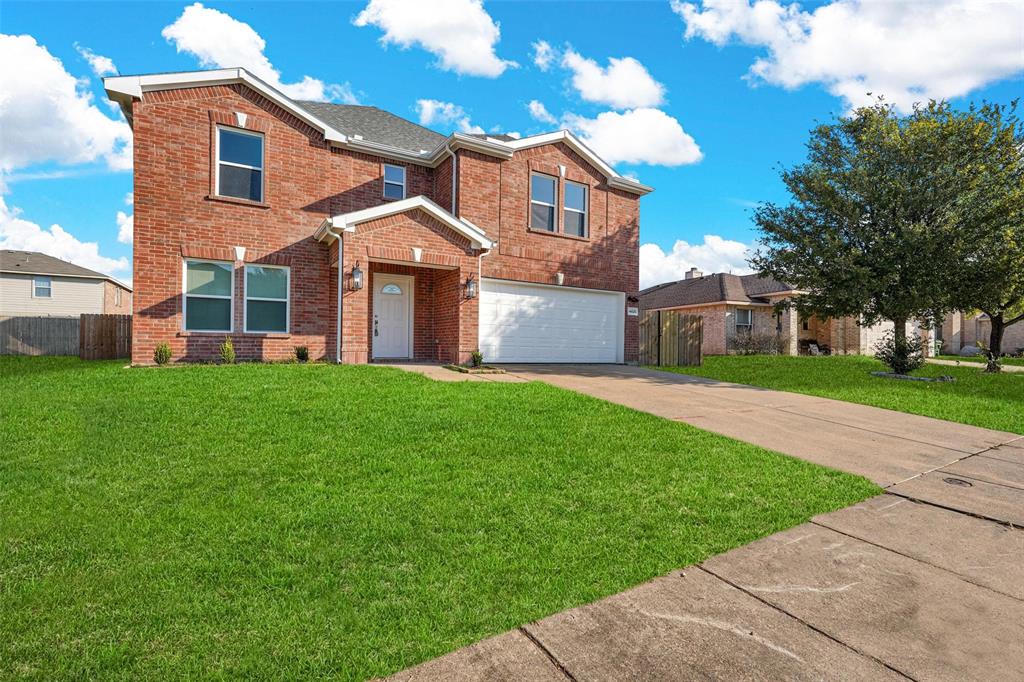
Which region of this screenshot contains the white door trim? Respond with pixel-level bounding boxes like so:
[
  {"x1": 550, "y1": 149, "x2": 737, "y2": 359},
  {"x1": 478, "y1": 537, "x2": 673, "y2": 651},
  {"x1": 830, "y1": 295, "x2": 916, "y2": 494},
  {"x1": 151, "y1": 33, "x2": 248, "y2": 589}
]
[{"x1": 372, "y1": 273, "x2": 414, "y2": 359}]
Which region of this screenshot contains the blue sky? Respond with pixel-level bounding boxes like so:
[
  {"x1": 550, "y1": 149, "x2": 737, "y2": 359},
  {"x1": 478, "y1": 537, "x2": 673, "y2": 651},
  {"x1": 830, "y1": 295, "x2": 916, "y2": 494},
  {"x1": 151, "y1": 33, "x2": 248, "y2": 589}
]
[{"x1": 2, "y1": 0, "x2": 1022, "y2": 287}]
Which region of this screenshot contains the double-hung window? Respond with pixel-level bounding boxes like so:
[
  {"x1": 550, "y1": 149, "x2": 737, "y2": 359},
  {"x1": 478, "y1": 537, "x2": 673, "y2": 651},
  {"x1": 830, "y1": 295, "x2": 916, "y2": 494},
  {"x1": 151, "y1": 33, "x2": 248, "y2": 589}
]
[
  {"x1": 736, "y1": 308, "x2": 753, "y2": 334},
  {"x1": 245, "y1": 265, "x2": 289, "y2": 333},
  {"x1": 216, "y1": 127, "x2": 264, "y2": 202},
  {"x1": 563, "y1": 181, "x2": 588, "y2": 237},
  {"x1": 184, "y1": 260, "x2": 233, "y2": 332},
  {"x1": 530, "y1": 173, "x2": 557, "y2": 232},
  {"x1": 383, "y1": 164, "x2": 406, "y2": 200},
  {"x1": 33, "y1": 276, "x2": 52, "y2": 298},
  {"x1": 115, "y1": 287, "x2": 122, "y2": 307}
]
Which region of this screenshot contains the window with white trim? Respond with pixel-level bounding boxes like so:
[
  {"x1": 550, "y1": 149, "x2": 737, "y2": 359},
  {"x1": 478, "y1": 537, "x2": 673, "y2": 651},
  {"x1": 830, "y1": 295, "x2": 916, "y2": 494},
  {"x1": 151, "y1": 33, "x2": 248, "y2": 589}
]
[
  {"x1": 216, "y1": 127, "x2": 264, "y2": 202},
  {"x1": 245, "y1": 264, "x2": 289, "y2": 333},
  {"x1": 33, "y1": 276, "x2": 52, "y2": 298},
  {"x1": 184, "y1": 260, "x2": 233, "y2": 332},
  {"x1": 736, "y1": 308, "x2": 753, "y2": 334},
  {"x1": 383, "y1": 164, "x2": 406, "y2": 200},
  {"x1": 563, "y1": 181, "x2": 588, "y2": 237},
  {"x1": 115, "y1": 287, "x2": 122, "y2": 307},
  {"x1": 530, "y1": 173, "x2": 557, "y2": 232}
]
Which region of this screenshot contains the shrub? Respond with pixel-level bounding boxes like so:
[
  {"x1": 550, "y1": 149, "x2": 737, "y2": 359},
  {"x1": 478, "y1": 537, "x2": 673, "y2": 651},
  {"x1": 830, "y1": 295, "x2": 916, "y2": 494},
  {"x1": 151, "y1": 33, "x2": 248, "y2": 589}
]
[
  {"x1": 729, "y1": 331, "x2": 790, "y2": 355},
  {"x1": 470, "y1": 350, "x2": 484, "y2": 367},
  {"x1": 219, "y1": 337, "x2": 236, "y2": 365},
  {"x1": 873, "y1": 330, "x2": 925, "y2": 375},
  {"x1": 153, "y1": 342, "x2": 172, "y2": 365},
  {"x1": 294, "y1": 346, "x2": 309, "y2": 363}
]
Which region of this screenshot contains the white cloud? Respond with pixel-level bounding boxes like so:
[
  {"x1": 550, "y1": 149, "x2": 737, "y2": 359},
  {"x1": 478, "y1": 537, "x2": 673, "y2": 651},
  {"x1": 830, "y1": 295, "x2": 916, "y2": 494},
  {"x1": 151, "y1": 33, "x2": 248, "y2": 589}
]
[
  {"x1": 163, "y1": 3, "x2": 357, "y2": 103},
  {"x1": 672, "y1": 0, "x2": 1024, "y2": 112},
  {"x1": 563, "y1": 108, "x2": 702, "y2": 166},
  {"x1": 416, "y1": 99, "x2": 485, "y2": 134},
  {"x1": 640, "y1": 236, "x2": 754, "y2": 289},
  {"x1": 116, "y1": 210, "x2": 133, "y2": 245},
  {"x1": 527, "y1": 99, "x2": 557, "y2": 125},
  {"x1": 532, "y1": 40, "x2": 555, "y2": 71},
  {"x1": 0, "y1": 34, "x2": 132, "y2": 173},
  {"x1": 74, "y1": 43, "x2": 117, "y2": 77},
  {"x1": 561, "y1": 49, "x2": 666, "y2": 109},
  {"x1": 0, "y1": 197, "x2": 130, "y2": 276},
  {"x1": 354, "y1": 0, "x2": 516, "y2": 78}
]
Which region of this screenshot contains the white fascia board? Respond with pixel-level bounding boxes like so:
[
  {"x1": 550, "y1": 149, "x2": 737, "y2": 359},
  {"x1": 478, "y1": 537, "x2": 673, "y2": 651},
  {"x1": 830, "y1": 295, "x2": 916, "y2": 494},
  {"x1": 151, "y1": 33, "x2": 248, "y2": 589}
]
[
  {"x1": 104, "y1": 69, "x2": 348, "y2": 143},
  {"x1": 326, "y1": 196, "x2": 494, "y2": 249}
]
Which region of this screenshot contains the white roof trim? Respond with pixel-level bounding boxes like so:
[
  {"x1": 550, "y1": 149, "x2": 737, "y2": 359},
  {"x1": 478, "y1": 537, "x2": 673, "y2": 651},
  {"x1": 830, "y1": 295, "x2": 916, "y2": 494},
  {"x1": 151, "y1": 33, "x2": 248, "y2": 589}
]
[
  {"x1": 104, "y1": 68, "x2": 652, "y2": 195},
  {"x1": 319, "y1": 196, "x2": 494, "y2": 249}
]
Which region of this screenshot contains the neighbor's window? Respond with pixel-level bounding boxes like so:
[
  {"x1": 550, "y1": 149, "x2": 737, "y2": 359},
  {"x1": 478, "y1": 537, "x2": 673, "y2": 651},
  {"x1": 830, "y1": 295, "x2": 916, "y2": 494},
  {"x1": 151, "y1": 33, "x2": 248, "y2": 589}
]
[
  {"x1": 217, "y1": 127, "x2": 264, "y2": 202},
  {"x1": 383, "y1": 164, "x2": 406, "y2": 200},
  {"x1": 245, "y1": 265, "x2": 289, "y2": 333},
  {"x1": 530, "y1": 173, "x2": 557, "y2": 232},
  {"x1": 115, "y1": 287, "x2": 122, "y2": 307},
  {"x1": 33, "y1": 276, "x2": 52, "y2": 298},
  {"x1": 563, "y1": 181, "x2": 588, "y2": 237},
  {"x1": 736, "y1": 308, "x2": 753, "y2": 333},
  {"x1": 184, "y1": 260, "x2": 233, "y2": 332}
]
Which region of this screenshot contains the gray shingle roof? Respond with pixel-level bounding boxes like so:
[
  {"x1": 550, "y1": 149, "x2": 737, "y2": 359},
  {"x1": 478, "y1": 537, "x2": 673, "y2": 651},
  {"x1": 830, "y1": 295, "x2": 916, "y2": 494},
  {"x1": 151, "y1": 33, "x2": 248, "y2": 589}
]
[
  {"x1": 638, "y1": 273, "x2": 794, "y2": 310},
  {"x1": 0, "y1": 250, "x2": 131, "y2": 289},
  {"x1": 295, "y1": 102, "x2": 446, "y2": 153}
]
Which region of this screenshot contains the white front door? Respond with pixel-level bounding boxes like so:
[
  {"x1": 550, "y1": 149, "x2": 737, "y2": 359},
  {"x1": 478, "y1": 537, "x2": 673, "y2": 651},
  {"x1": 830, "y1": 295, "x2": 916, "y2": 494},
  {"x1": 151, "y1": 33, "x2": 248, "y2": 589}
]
[{"x1": 372, "y1": 274, "x2": 413, "y2": 359}]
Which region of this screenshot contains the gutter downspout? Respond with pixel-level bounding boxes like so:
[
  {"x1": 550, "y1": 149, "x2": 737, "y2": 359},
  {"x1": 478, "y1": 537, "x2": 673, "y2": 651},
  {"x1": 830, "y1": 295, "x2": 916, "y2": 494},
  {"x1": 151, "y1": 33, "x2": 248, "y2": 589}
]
[
  {"x1": 322, "y1": 220, "x2": 345, "y2": 364},
  {"x1": 447, "y1": 143, "x2": 458, "y2": 216}
]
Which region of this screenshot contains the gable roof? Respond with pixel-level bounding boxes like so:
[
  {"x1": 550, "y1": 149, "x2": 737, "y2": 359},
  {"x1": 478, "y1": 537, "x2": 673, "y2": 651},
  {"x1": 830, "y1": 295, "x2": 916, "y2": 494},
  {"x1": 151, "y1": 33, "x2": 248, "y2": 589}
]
[
  {"x1": 0, "y1": 250, "x2": 131, "y2": 289},
  {"x1": 638, "y1": 273, "x2": 795, "y2": 310},
  {"x1": 315, "y1": 195, "x2": 494, "y2": 249},
  {"x1": 104, "y1": 68, "x2": 652, "y2": 195},
  {"x1": 295, "y1": 102, "x2": 445, "y2": 154}
]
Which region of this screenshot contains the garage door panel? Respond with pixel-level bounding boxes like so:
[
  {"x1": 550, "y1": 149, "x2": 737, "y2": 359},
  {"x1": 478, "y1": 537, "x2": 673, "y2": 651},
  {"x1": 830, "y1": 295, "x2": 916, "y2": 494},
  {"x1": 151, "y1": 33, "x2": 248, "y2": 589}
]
[{"x1": 479, "y1": 279, "x2": 624, "y2": 363}]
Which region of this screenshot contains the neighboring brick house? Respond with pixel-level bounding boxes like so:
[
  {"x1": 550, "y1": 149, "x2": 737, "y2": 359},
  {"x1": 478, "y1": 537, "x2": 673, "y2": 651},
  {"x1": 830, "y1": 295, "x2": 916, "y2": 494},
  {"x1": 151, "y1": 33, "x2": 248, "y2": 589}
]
[
  {"x1": 638, "y1": 268, "x2": 910, "y2": 356},
  {"x1": 0, "y1": 250, "x2": 132, "y2": 317},
  {"x1": 105, "y1": 68, "x2": 650, "y2": 365},
  {"x1": 939, "y1": 312, "x2": 1024, "y2": 355}
]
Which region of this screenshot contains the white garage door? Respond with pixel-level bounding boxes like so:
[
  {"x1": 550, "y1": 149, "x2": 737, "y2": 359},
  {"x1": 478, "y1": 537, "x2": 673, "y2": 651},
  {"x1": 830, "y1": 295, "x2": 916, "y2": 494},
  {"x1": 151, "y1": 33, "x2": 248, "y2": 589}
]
[{"x1": 479, "y1": 279, "x2": 624, "y2": 363}]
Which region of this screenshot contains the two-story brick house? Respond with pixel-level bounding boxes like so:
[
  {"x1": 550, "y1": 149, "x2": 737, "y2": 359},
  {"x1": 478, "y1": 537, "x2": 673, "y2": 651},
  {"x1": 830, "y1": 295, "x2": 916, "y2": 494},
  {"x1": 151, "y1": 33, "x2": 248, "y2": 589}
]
[{"x1": 105, "y1": 68, "x2": 651, "y2": 365}]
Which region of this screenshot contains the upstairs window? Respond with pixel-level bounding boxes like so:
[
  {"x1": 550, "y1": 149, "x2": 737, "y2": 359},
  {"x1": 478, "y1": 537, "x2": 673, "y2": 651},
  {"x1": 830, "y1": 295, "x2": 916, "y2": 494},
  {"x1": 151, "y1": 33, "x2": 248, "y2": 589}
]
[
  {"x1": 563, "y1": 181, "x2": 588, "y2": 237},
  {"x1": 383, "y1": 164, "x2": 406, "y2": 200},
  {"x1": 184, "y1": 260, "x2": 233, "y2": 332},
  {"x1": 34, "y1": 276, "x2": 51, "y2": 298},
  {"x1": 115, "y1": 287, "x2": 122, "y2": 307},
  {"x1": 217, "y1": 127, "x2": 264, "y2": 202},
  {"x1": 530, "y1": 173, "x2": 557, "y2": 232},
  {"x1": 245, "y1": 265, "x2": 289, "y2": 333},
  {"x1": 736, "y1": 308, "x2": 753, "y2": 333}
]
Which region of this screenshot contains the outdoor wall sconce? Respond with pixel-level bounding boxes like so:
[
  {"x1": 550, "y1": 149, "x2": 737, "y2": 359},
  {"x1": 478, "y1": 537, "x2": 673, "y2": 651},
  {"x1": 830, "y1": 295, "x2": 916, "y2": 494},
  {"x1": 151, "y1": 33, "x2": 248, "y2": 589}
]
[
  {"x1": 465, "y1": 274, "x2": 478, "y2": 299},
  {"x1": 351, "y1": 261, "x2": 364, "y2": 291}
]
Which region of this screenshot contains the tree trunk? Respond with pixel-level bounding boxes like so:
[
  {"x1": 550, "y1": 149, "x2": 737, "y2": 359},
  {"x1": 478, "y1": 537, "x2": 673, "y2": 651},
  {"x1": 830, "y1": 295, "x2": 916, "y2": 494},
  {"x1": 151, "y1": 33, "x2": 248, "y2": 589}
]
[
  {"x1": 986, "y1": 314, "x2": 1005, "y2": 373},
  {"x1": 892, "y1": 317, "x2": 907, "y2": 346}
]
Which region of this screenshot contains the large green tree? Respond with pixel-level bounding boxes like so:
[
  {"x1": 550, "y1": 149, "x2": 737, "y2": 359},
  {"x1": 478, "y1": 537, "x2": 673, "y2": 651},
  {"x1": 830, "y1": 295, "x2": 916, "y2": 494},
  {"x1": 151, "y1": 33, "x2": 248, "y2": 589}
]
[
  {"x1": 940, "y1": 102, "x2": 1024, "y2": 371},
  {"x1": 751, "y1": 100, "x2": 967, "y2": 355}
]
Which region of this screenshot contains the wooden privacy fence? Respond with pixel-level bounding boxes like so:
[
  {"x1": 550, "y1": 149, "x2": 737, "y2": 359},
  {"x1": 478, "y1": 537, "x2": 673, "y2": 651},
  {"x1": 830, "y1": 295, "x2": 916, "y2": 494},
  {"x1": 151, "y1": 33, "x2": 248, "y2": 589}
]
[
  {"x1": 0, "y1": 316, "x2": 80, "y2": 356},
  {"x1": 79, "y1": 314, "x2": 132, "y2": 360},
  {"x1": 639, "y1": 310, "x2": 703, "y2": 366}
]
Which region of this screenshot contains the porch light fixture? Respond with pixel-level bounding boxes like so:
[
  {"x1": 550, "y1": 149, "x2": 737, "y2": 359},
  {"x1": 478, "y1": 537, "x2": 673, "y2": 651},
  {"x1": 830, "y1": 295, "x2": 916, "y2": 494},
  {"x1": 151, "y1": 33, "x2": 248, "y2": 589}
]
[
  {"x1": 351, "y1": 261, "x2": 364, "y2": 291},
  {"x1": 465, "y1": 274, "x2": 478, "y2": 299}
]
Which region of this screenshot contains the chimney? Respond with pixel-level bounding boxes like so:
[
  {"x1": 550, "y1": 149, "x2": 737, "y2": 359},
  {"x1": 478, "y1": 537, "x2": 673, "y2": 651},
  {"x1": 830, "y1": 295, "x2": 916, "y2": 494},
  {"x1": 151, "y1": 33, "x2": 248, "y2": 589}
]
[{"x1": 685, "y1": 267, "x2": 703, "y2": 280}]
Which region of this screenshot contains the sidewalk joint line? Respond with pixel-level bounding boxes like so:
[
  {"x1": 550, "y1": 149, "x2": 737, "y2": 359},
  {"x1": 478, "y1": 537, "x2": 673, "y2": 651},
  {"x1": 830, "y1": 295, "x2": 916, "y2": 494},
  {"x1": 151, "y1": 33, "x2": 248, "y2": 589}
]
[
  {"x1": 519, "y1": 625, "x2": 579, "y2": 682},
  {"x1": 883, "y1": 489, "x2": 1020, "y2": 528}
]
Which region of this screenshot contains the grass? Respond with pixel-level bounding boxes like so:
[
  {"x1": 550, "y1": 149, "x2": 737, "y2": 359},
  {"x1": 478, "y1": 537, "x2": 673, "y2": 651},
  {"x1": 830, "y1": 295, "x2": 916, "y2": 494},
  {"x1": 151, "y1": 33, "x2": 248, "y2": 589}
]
[
  {"x1": 0, "y1": 358, "x2": 877, "y2": 680},
  {"x1": 654, "y1": 355, "x2": 1023, "y2": 434},
  {"x1": 935, "y1": 354, "x2": 1024, "y2": 367}
]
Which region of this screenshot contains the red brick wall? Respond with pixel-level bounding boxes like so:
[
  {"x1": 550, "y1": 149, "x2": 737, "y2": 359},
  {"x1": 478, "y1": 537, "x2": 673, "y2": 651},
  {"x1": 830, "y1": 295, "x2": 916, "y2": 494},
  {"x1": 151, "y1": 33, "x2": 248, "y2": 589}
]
[{"x1": 457, "y1": 142, "x2": 641, "y2": 361}]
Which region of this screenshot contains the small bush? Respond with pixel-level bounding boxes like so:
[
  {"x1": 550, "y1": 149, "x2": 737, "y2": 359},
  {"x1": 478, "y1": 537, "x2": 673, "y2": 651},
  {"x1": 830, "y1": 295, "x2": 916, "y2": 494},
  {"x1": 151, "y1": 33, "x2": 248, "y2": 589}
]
[
  {"x1": 729, "y1": 331, "x2": 790, "y2": 355},
  {"x1": 873, "y1": 330, "x2": 924, "y2": 375},
  {"x1": 470, "y1": 350, "x2": 484, "y2": 367},
  {"x1": 153, "y1": 342, "x2": 172, "y2": 365},
  {"x1": 219, "y1": 337, "x2": 236, "y2": 365},
  {"x1": 294, "y1": 346, "x2": 309, "y2": 363}
]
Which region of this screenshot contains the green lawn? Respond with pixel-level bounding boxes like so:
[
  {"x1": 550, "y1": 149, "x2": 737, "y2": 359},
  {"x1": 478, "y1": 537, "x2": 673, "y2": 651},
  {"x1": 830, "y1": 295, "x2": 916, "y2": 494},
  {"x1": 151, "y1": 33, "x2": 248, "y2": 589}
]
[
  {"x1": 0, "y1": 358, "x2": 876, "y2": 680},
  {"x1": 935, "y1": 354, "x2": 1024, "y2": 367},
  {"x1": 655, "y1": 355, "x2": 1023, "y2": 434}
]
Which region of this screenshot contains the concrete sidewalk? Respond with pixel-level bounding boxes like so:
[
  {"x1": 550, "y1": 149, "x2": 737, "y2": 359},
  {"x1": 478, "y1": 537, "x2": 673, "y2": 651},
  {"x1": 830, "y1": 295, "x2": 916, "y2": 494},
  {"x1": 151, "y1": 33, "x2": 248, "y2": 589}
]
[
  {"x1": 387, "y1": 365, "x2": 1024, "y2": 681},
  {"x1": 928, "y1": 357, "x2": 1024, "y2": 373}
]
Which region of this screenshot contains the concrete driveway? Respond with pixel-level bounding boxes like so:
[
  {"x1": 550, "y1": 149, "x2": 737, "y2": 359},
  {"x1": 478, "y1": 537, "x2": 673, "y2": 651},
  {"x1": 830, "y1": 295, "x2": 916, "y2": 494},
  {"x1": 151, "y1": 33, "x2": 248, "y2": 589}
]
[{"x1": 389, "y1": 364, "x2": 1024, "y2": 681}]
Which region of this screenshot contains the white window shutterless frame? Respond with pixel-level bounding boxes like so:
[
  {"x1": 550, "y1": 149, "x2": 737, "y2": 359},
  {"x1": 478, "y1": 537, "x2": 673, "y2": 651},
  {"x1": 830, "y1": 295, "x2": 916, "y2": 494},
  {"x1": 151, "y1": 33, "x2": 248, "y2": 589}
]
[
  {"x1": 216, "y1": 127, "x2": 264, "y2": 202},
  {"x1": 244, "y1": 264, "x2": 290, "y2": 333},
  {"x1": 383, "y1": 164, "x2": 406, "y2": 200},
  {"x1": 563, "y1": 181, "x2": 588, "y2": 237},
  {"x1": 183, "y1": 259, "x2": 234, "y2": 332},
  {"x1": 530, "y1": 173, "x2": 557, "y2": 232},
  {"x1": 33, "y1": 276, "x2": 52, "y2": 298}
]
